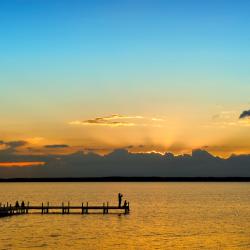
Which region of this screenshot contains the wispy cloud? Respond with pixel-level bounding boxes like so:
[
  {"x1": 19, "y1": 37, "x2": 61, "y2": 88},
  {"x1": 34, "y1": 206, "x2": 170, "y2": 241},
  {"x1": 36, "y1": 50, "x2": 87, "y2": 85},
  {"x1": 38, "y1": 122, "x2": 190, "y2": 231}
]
[
  {"x1": 212, "y1": 111, "x2": 236, "y2": 121},
  {"x1": 208, "y1": 110, "x2": 250, "y2": 128},
  {"x1": 151, "y1": 118, "x2": 164, "y2": 121},
  {"x1": 44, "y1": 144, "x2": 69, "y2": 148},
  {"x1": 238, "y1": 119, "x2": 250, "y2": 127},
  {"x1": 69, "y1": 120, "x2": 135, "y2": 127},
  {"x1": 69, "y1": 114, "x2": 164, "y2": 127},
  {"x1": 26, "y1": 137, "x2": 44, "y2": 144}
]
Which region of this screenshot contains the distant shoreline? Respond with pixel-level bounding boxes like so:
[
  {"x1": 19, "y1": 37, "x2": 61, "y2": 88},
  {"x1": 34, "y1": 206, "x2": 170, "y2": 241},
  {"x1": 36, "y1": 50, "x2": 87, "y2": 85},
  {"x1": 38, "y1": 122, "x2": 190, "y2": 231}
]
[{"x1": 0, "y1": 177, "x2": 250, "y2": 182}]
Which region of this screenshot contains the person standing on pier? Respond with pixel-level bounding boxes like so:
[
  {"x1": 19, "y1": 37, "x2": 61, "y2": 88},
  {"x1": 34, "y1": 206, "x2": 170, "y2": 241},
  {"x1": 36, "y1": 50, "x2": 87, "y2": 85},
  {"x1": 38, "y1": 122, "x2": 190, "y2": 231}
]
[
  {"x1": 21, "y1": 201, "x2": 25, "y2": 213},
  {"x1": 15, "y1": 201, "x2": 19, "y2": 208},
  {"x1": 118, "y1": 193, "x2": 123, "y2": 208},
  {"x1": 124, "y1": 200, "x2": 127, "y2": 208}
]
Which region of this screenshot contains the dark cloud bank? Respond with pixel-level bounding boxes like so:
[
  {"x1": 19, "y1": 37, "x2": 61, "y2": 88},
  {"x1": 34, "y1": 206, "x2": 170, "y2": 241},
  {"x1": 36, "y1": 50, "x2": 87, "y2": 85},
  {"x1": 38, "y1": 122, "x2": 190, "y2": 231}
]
[
  {"x1": 239, "y1": 109, "x2": 250, "y2": 119},
  {"x1": 0, "y1": 149, "x2": 250, "y2": 178}
]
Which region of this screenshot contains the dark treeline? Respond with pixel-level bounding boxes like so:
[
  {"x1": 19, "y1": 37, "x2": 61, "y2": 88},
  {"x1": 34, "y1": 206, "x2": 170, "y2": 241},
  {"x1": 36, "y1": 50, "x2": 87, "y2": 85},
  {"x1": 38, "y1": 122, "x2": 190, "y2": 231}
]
[{"x1": 0, "y1": 177, "x2": 250, "y2": 182}]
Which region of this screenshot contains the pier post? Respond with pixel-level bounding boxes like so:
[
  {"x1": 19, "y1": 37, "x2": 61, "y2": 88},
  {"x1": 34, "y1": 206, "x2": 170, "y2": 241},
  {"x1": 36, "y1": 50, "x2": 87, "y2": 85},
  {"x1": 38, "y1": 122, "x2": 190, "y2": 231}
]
[
  {"x1": 62, "y1": 202, "x2": 64, "y2": 214},
  {"x1": 42, "y1": 202, "x2": 43, "y2": 214},
  {"x1": 86, "y1": 202, "x2": 88, "y2": 214},
  {"x1": 68, "y1": 202, "x2": 70, "y2": 214},
  {"x1": 81, "y1": 203, "x2": 83, "y2": 214},
  {"x1": 47, "y1": 202, "x2": 49, "y2": 214},
  {"x1": 26, "y1": 202, "x2": 29, "y2": 214}
]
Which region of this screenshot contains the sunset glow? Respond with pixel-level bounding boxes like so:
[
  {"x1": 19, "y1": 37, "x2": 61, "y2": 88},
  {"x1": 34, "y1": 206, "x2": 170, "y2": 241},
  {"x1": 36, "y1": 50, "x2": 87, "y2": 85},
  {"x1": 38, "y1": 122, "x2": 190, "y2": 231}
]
[
  {"x1": 0, "y1": 2, "x2": 249, "y2": 250},
  {"x1": 0, "y1": 1, "x2": 250, "y2": 159},
  {"x1": 0, "y1": 162, "x2": 45, "y2": 168}
]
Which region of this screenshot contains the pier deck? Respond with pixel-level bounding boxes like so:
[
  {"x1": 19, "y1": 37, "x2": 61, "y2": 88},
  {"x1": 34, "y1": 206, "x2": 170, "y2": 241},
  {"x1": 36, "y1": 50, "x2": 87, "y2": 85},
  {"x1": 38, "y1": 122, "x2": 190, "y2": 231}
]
[{"x1": 0, "y1": 201, "x2": 130, "y2": 217}]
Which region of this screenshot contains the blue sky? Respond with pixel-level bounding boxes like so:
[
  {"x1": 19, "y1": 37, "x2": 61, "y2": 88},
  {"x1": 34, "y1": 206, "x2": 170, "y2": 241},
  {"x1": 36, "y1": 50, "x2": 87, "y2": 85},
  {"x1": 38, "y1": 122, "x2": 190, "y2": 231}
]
[{"x1": 0, "y1": 0, "x2": 250, "y2": 156}]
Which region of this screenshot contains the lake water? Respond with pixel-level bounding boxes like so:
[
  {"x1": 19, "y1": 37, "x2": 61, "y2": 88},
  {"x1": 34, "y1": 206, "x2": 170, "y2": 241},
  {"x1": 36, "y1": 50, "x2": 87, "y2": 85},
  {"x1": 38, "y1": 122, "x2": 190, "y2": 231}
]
[{"x1": 0, "y1": 182, "x2": 250, "y2": 249}]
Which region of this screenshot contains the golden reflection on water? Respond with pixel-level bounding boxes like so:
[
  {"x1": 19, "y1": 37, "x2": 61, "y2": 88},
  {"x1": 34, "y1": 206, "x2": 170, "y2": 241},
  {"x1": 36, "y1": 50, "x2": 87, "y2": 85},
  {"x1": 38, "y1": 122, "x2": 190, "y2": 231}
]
[{"x1": 0, "y1": 183, "x2": 250, "y2": 249}]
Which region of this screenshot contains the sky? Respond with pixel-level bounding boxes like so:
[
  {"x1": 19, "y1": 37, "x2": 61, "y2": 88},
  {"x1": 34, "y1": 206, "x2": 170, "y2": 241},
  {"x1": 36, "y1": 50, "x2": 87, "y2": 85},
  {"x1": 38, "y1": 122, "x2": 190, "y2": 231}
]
[{"x1": 0, "y1": 0, "x2": 250, "y2": 160}]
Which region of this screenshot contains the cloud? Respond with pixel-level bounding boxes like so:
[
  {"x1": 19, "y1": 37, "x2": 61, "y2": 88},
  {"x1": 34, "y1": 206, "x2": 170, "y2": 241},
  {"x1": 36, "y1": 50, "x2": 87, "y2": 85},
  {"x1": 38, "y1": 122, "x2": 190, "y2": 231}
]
[
  {"x1": 6, "y1": 140, "x2": 27, "y2": 148},
  {"x1": 44, "y1": 144, "x2": 69, "y2": 148},
  {"x1": 239, "y1": 110, "x2": 250, "y2": 119},
  {"x1": 212, "y1": 111, "x2": 236, "y2": 121},
  {"x1": 207, "y1": 110, "x2": 250, "y2": 128},
  {"x1": 69, "y1": 114, "x2": 139, "y2": 127},
  {"x1": 151, "y1": 118, "x2": 163, "y2": 121},
  {"x1": 0, "y1": 140, "x2": 27, "y2": 152},
  {"x1": 69, "y1": 114, "x2": 164, "y2": 127},
  {"x1": 26, "y1": 137, "x2": 44, "y2": 144},
  {"x1": 99, "y1": 114, "x2": 143, "y2": 120},
  {"x1": 71, "y1": 120, "x2": 135, "y2": 127},
  {"x1": 1, "y1": 148, "x2": 250, "y2": 177}
]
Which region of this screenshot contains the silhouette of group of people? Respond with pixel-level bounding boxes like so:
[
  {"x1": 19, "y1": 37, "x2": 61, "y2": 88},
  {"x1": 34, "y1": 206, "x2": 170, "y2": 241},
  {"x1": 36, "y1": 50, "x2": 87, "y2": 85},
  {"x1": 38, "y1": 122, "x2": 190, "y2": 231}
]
[
  {"x1": 15, "y1": 201, "x2": 25, "y2": 209},
  {"x1": 118, "y1": 193, "x2": 127, "y2": 208}
]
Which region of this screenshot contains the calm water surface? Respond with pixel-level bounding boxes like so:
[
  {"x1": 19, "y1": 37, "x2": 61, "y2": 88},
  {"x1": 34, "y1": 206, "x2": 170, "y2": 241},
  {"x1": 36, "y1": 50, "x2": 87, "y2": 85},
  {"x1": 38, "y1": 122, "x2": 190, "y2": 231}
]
[{"x1": 0, "y1": 182, "x2": 250, "y2": 249}]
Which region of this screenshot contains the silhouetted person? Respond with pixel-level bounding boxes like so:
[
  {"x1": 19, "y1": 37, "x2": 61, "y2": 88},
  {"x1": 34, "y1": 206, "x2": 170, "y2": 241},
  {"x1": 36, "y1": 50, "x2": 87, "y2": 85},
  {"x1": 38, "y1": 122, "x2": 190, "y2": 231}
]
[
  {"x1": 118, "y1": 193, "x2": 123, "y2": 208},
  {"x1": 15, "y1": 201, "x2": 19, "y2": 208},
  {"x1": 15, "y1": 201, "x2": 20, "y2": 213},
  {"x1": 124, "y1": 200, "x2": 127, "y2": 208},
  {"x1": 21, "y1": 201, "x2": 25, "y2": 212}
]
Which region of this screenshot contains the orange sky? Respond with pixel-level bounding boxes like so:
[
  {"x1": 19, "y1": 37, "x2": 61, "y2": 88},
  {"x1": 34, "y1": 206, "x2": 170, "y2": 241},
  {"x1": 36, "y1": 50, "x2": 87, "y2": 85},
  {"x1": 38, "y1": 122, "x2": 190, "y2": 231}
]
[
  {"x1": 1, "y1": 1, "x2": 250, "y2": 160},
  {"x1": 0, "y1": 162, "x2": 45, "y2": 168}
]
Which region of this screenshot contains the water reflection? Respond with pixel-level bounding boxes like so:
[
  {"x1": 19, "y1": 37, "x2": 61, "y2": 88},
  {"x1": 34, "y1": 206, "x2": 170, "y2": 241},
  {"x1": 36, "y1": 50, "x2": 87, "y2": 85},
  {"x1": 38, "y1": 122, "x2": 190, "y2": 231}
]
[{"x1": 0, "y1": 182, "x2": 250, "y2": 249}]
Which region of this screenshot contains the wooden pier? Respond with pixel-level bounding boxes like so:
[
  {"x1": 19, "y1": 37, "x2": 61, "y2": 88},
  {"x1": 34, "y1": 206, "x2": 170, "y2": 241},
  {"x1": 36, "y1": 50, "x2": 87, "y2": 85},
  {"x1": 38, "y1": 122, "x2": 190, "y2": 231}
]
[{"x1": 0, "y1": 201, "x2": 130, "y2": 218}]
